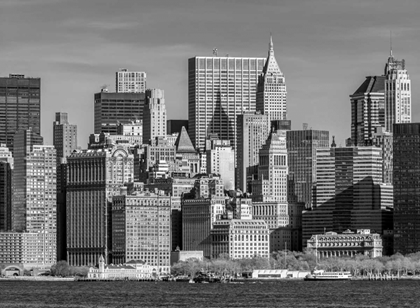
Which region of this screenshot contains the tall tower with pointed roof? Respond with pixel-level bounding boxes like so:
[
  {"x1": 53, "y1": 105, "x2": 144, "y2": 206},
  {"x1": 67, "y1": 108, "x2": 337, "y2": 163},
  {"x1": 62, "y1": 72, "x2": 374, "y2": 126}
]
[
  {"x1": 384, "y1": 51, "x2": 411, "y2": 133},
  {"x1": 256, "y1": 36, "x2": 287, "y2": 124}
]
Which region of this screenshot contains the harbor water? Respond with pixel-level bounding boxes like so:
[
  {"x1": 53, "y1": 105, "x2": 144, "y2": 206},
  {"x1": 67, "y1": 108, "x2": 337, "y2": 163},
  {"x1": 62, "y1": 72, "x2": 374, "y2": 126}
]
[{"x1": 0, "y1": 280, "x2": 419, "y2": 307}]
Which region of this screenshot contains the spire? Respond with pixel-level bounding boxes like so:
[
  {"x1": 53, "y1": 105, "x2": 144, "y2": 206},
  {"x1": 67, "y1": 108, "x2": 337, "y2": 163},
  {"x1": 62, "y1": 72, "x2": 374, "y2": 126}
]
[
  {"x1": 390, "y1": 30, "x2": 393, "y2": 57},
  {"x1": 175, "y1": 126, "x2": 196, "y2": 153},
  {"x1": 331, "y1": 136, "x2": 336, "y2": 148},
  {"x1": 262, "y1": 35, "x2": 282, "y2": 76}
]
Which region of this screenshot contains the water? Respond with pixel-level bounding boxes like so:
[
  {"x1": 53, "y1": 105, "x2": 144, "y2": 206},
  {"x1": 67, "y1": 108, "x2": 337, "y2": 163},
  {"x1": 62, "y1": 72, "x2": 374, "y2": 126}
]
[{"x1": 0, "y1": 280, "x2": 419, "y2": 307}]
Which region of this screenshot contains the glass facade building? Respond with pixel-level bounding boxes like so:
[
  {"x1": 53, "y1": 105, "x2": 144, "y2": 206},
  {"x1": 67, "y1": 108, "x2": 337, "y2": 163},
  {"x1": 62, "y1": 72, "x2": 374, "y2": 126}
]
[{"x1": 0, "y1": 74, "x2": 40, "y2": 153}]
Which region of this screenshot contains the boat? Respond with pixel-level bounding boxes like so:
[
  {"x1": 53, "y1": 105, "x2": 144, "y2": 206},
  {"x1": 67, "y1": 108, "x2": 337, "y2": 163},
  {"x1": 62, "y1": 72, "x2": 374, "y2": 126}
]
[
  {"x1": 193, "y1": 271, "x2": 221, "y2": 283},
  {"x1": 304, "y1": 269, "x2": 352, "y2": 281}
]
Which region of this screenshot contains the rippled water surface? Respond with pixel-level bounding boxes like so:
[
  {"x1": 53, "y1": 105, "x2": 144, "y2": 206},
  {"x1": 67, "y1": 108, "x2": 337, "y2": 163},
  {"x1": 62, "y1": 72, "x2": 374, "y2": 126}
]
[{"x1": 1, "y1": 280, "x2": 420, "y2": 307}]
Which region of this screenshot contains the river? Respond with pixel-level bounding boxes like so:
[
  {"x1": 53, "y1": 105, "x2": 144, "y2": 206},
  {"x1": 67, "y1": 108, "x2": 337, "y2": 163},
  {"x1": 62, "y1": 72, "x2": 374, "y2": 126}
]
[{"x1": 0, "y1": 280, "x2": 419, "y2": 307}]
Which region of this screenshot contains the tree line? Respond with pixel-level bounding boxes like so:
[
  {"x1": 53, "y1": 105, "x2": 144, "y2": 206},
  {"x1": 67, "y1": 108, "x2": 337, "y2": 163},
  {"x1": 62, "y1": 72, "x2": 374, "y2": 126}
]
[{"x1": 171, "y1": 251, "x2": 420, "y2": 277}]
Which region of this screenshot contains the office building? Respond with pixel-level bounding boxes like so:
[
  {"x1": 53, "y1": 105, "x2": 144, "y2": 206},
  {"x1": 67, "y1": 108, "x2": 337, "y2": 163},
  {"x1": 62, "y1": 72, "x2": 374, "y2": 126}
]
[
  {"x1": 0, "y1": 144, "x2": 13, "y2": 231},
  {"x1": 211, "y1": 219, "x2": 270, "y2": 259},
  {"x1": 384, "y1": 52, "x2": 411, "y2": 132},
  {"x1": 287, "y1": 129, "x2": 329, "y2": 208},
  {"x1": 372, "y1": 127, "x2": 393, "y2": 184},
  {"x1": 236, "y1": 111, "x2": 270, "y2": 193},
  {"x1": 350, "y1": 76, "x2": 385, "y2": 146},
  {"x1": 251, "y1": 129, "x2": 288, "y2": 202},
  {"x1": 66, "y1": 145, "x2": 134, "y2": 266},
  {"x1": 393, "y1": 123, "x2": 420, "y2": 254},
  {"x1": 0, "y1": 74, "x2": 41, "y2": 152},
  {"x1": 256, "y1": 36, "x2": 287, "y2": 123},
  {"x1": 94, "y1": 90, "x2": 145, "y2": 135},
  {"x1": 188, "y1": 55, "x2": 266, "y2": 152},
  {"x1": 303, "y1": 146, "x2": 393, "y2": 248},
  {"x1": 112, "y1": 190, "x2": 171, "y2": 274},
  {"x1": 116, "y1": 69, "x2": 146, "y2": 93},
  {"x1": 175, "y1": 127, "x2": 200, "y2": 176},
  {"x1": 143, "y1": 89, "x2": 167, "y2": 144},
  {"x1": 206, "y1": 137, "x2": 235, "y2": 190}
]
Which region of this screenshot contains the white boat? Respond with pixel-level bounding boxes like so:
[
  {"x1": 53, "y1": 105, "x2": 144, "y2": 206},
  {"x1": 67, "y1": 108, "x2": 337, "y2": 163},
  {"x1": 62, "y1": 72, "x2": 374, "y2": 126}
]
[{"x1": 304, "y1": 269, "x2": 352, "y2": 281}]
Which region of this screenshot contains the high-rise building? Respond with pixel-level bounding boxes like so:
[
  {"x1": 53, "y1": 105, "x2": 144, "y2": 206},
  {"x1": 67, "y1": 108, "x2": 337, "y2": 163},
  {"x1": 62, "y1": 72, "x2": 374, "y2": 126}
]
[
  {"x1": 256, "y1": 36, "x2": 287, "y2": 123},
  {"x1": 12, "y1": 128, "x2": 43, "y2": 232},
  {"x1": 236, "y1": 111, "x2": 270, "y2": 193},
  {"x1": 174, "y1": 127, "x2": 200, "y2": 176},
  {"x1": 350, "y1": 76, "x2": 385, "y2": 146},
  {"x1": 0, "y1": 144, "x2": 13, "y2": 231},
  {"x1": 393, "y1": 123, "x2": 420, "y2": 254},
  {"x1": 287, "y1": 129, "x2": 330, "y2": 208},
  {"x1": 303, "y1": 146, "x2": 393, "y2": 249},
  {"x1": 143, "y1": 89, "x2": 167, "y2": 144},
  {"x1": 53, "y1": 112, "x2": 77, "y2": 164},
  {"x1": 0, "y1": 74, "x2": 41, "y2": 152},
  {"x1": 94, "y1": 90, "x2": 145, "y2": 135},
  {"x1": 112, "y1": 190, "x2": 171, "y2": 274},
  {"x1": 116, "y1": 69, "x2": 146, "y2": 93},
  {"x1": 251, "y1": 129, "x2": 288, "y2": 202},
  {"x1": 53, "y1": 112, "x2": 77, "y2": 261},
  {"x1": 11, "y1": 128, "x2": 57, "y2": 265},
  {"x1": 167, "y1": 120, "x2": 188, "y2": 135},
  {"x1": 384, "y1": 52, "x2": 411, "y2": 133},
  {"x1": 188, "y1": 56, "x2": 266, "y2": 152},
  {"x1": 206, "y1": 137, "x2": 235, "y2": 190},
  {"x1": 66, "y1": 145, "x2": 134, "y2": 266}
]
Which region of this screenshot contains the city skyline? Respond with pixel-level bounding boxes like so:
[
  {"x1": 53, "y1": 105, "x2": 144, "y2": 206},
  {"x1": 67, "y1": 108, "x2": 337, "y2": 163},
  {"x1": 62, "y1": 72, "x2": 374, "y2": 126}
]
[{"x1": 1, "y1": 0, "x2": 420, "y2": 147}]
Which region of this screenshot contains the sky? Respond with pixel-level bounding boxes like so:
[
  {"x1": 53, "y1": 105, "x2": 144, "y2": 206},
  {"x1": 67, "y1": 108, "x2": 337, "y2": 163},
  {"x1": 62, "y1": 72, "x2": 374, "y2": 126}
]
[{"x1": 1, "y1": 0, "x2": 420, "y2": 147}]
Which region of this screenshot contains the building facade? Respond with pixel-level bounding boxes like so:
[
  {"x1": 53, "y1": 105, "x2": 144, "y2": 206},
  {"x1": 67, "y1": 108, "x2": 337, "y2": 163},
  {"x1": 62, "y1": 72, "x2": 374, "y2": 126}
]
[
  {"x1": 286, "y1": 129, "x2": 329, "y2": 209},
  {"x1": 0, "y1": 74, "x2": 41, "y2": 152},
  {"x1": 188, "y1": 56, "x2": 266, "y2": 152},
  {"x1": 384, "y1": 52, "x2": 411, "y2": 133},
  {"x1": 143, "y1": 89, "x2": 167, "y2": 144},
  {"x1": 116, "y1": 69, "x2": 146, "y2": 93},
  {"x1": 112, "y1": 191, "x2": 171, "y2": 274},
  {"x1": 206, "y1": 138, "x2": 235, "y2": 190},
  {"x1": 256, "y1": 36, "x2": 287, "y2": 123},
  {"x1": 211, "y1": 219, "x2": 270, "y2": 259},
  {"x1": 236, "y1": 111, "x2": 270, "y2": 193},
  {"x1": 393, "y1": 123, "x2": 420, "y2": 254},
  {"x1": 66, "y1": 145, "x2": 134, "y2": 266},
  {"x1": 0, "y1": 144, "x2": 13, "y2": 231},
  {"x1": 350, "y1": 76, "x2": 385, "y2": 146},
  {"x1": 307, "y1": 229, "x2": 383, "y2": 258},
  {"x1": 94, "y1": 90, "x2": 145, "y2": 135}
]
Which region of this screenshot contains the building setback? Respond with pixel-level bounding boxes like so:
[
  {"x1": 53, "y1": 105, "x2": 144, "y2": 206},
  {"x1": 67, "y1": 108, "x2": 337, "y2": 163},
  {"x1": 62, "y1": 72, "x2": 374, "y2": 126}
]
[
  {"x1": 188, "y1": 56, "x2": 265, "y2": 152},
  {"x1": 0, "y1": 74, "x2": 41, "y2": 153},
  {"x1": 94, "y1": 90, "x2": 145, "y2": 135},
  {"x1": 66, "y1": 145, "x2": 134, "y2": 266},
  {"x1": 112, "y1": 190, "x2": 171, "y2": 274}
]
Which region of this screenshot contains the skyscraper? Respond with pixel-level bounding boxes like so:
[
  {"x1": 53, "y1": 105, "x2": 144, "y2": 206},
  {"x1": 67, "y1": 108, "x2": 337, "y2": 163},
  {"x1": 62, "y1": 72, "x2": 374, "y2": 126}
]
[
  {"x1": 143, "y1": 89, "x2": 167, "y2": 144},
  {"x1": 350, "y1": 76, "x2": 385, "y2": 146},
  {"x1": 66, "y1": 145, "x2": 134, "y2": 266},
  {"x1": 206, "y1": 137, "x2": 235, "y2": 190},
  {"x1": 116, "y1": 69, "x2": 146, "y2": 93},
  {"x1": 287, "y1": 129, "x2": 330, "y2": 208},
  {"x1": 393, "y1": 123, "x2": 420, "y2": 254},
  {"x1": 236, "y1": 111, "x2": 270, "y2": 193},
  {"x1": 53, "y1": 112, "x2": 77, "y2": 261},
  {"x1": 251, "y1": 129, "x2": 288, "y2": 203},
  {"x1": 384, "y1": 52, "x2": 411, "y2": 133},
  {"x1": 0, "y1": 74, "x2": 41, "y2": 152},
  {"x1": 94, "y1": 90, "x2": 145, "y2": 135},
  {"x1": 256, "y1": 36, "x2": 287, "y2": 123},
  {"x1": 188, "y1": 55, "x2": 266, "y2": 152},
  {"x1": 0, "y1": 144, "x2": 13, "y2": 231},
  {"x1": 303, "y1": 146, "x2": 393, "y2": 248}
]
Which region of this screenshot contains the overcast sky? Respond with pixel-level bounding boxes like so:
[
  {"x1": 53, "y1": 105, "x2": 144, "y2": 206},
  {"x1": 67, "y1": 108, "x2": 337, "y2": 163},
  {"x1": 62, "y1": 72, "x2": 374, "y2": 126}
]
[{"x1": 1, "y1": 0, "x2": 419, "y2": 147}]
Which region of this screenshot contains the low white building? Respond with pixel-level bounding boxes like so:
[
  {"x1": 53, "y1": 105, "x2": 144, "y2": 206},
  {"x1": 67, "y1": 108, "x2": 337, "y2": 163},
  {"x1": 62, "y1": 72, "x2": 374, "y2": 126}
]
[
  {"x1": 251, "y1": 269, "x2": 309, "y2": 279},
  {"x1": 87, "y1": 256, "x2": 153, "y2": 280}
]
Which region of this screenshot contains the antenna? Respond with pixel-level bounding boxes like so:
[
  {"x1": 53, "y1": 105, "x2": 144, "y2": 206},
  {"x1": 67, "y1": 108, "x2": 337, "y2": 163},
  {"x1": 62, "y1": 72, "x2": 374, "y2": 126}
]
[
  {"x1": 213, "y1": 48, "x2": 218, "y2": 56},
  {"x1": 390, "y1": 30, "x2": 393, "y2": 57}
]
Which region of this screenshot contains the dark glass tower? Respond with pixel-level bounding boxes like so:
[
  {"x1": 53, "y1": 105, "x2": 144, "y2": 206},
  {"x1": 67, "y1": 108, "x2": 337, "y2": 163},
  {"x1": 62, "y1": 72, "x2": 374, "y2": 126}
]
[
  {"x1": 0, "y1": 74, "x2": 41, "y2": 152},
  {"x1": 393, "y1": 123, "x2": 420, "y2": 254}
]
